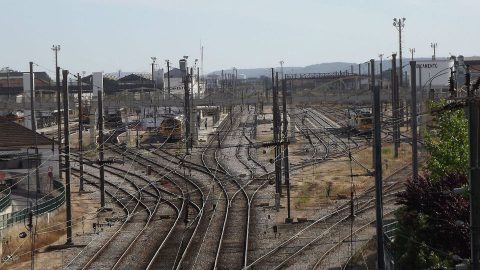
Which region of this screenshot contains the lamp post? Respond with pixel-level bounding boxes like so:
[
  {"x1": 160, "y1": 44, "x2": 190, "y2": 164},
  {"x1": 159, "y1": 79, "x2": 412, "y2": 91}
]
[
  {"x1": 51, "y1": 45, "x2": 62, "y2": 179},
  {"x1": 393, "y1": 17, "x2": 406, "y2": 87},
  {"x1": 431, "y1": 42, "x2": 438, "y2": 60},
  {"x1": 409, "y1": 48, "x2": 415, "y2": 61}
]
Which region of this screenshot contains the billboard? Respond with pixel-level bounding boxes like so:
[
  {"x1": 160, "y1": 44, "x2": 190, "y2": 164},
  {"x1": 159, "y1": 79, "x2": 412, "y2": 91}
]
[{"x1": 407, "y1": 60, "x2": 453, "y2": 89}]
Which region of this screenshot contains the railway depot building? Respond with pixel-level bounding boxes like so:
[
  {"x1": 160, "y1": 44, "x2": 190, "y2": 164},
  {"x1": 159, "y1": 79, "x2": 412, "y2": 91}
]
[
  {"x1": 0, "y1": 70, "x2": 52, "y2": 95},
  {"x1": 0, "y1": 117, "x2": 57, "y2": 193}
]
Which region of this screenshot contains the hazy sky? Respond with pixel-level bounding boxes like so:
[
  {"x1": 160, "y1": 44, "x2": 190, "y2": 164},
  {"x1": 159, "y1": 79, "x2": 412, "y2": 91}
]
[{"x1": 1, "y1": 0, "x2": 478, "y2": 76}]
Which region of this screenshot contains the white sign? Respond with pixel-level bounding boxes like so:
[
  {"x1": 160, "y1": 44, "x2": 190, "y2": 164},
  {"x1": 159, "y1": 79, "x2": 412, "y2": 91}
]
[{"x1": 407, "y1": 60, "x2": 453, "y2": 89}]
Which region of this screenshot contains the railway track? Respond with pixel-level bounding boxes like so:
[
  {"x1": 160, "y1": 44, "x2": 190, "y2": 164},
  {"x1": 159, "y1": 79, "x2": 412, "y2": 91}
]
[
  {"x1": 108, "y1": 146, "x2": 204, "y2": 270},
  {"x1": 200, "y1": 108, "x2": 247, "y2": 270},
  {"x1": 245, "y1": 163, "x2": 411, "y2": 269},
  {"x1": 58, "y1": 101, "x2": 411, "y2": 270},
  {"x1": 68, "y1": 147, "x2": 185, "y2": 269},
  {"x1": 70, "y1": 164, "x2": 161, "y2": 269},
  {"x1": 65, "y1": 129, "x2": 202, "y2": 269},
  {"x1": 215, "y1": 110, "x2": 273, "y2": 269}
]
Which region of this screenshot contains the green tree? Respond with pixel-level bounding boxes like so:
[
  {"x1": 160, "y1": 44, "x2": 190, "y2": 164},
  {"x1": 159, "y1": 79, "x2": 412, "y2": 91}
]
[
  {"x1": 393, "y1": 101, "x2": 470, "y2": 268},
  {"x1": 424, "y1": 100, "x2": 469, "y2": 180}
]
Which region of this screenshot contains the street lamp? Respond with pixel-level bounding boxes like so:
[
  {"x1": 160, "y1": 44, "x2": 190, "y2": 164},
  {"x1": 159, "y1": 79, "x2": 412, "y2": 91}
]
[
  {"x1": 409, "y1": 48, "x2": 415, "y2": 61},
  {"x1": 51, "y1": 45, "x2": 62, "y2": 179},
  {"x1": 393, "y1": 17, "x2": 406, "y2": 87},
  {"x1": 431, "y1": 42, "x2": 438, "y2": 61}
]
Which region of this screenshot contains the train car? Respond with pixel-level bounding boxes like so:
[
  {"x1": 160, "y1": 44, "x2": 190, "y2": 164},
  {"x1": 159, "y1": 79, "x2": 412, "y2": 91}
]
[
  {"x1": 159, "y1": 116, "x2": 183, "y2": 141},
  {"x1": 197, "y1": 105, "x2": 220, "y2": 116},
  {"x1": 105, "y1": 107, "x2": 125, "y2": 128},
  {"x1": 347, "y1": 108, "x2": 372, "y2": 135}
]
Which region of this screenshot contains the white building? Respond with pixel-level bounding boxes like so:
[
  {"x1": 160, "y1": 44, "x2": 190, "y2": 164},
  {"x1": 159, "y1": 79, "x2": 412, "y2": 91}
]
[{"x1": 164, "y1": 68, "x2": 204, "y2": 98}]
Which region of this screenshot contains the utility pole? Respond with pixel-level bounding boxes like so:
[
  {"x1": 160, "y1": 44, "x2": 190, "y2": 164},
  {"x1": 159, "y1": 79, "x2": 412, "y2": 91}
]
[
  {"x1": 62, "y1": 70, "x2": 73, "y2": 245},
  {"x1": 367, "y1": 62, "x2": 371, "y2": 83},
  {"x1": 233, "y1": 69, "x2": 236, "y2": 92},
  {"x1": 221, "y1": 70, "x2": 224, "y2": 93},
  {"x1": 56, "y1": 79, "x2": 62, "y2": 180},
  {"x1": 282, "y1": 78, "x2": 292, "y2": 223},
  {"x1": 151, "y1": 57, "x2": 156, "y2": 89},
  {"x1": 29, "y1": 62, "x2": 36, "y2": 132},
  {"x1": 393, "y1": 17, "x2": 405, "y2": 87},
  {"x1": 467, "y1": 65, "x2": 480, "y2": 270},
  {"x1": 52, "y1": 46, "x2": 62, "y2": 179},
  {"x1": 379, "y1": 54, "x2": 383, "y2": 90},
  {"x1": 28, "y1": 209, "x2": 34, "y2": 270},
  {"x1": 78, "y1": 74, "x2": 84, "y2": 192},
  {"x1": 151, "y1": 57, "x2": 157, "y2": 128},
  {"x1": 431, "y1": 43, "x2": 438, "y2": 61},
  {"x1": 166, "y1": 60, "x2": 171, "y2": 113},
  {"x1": 190, "y1": 67, "x2": 195, "y2": 149},
  {"x1": 273, "y1": 71, "x2": 282, "y2": 195},
  {"x1": 29, "y1": 62, "x2": 41, "y2": 195},
  {"x1": 371, "y1": 59, "x2": 385, "y2": 270},
  {"x1": 410, "y1": 61, "x2": 418, "y2": 181},
  {"x1": 197, "y1": 67, "x2": 201, "y2": 98},
  {"x1": 98, "y1": 90, "x2": 105, "y2": 208},
  {"x1": 271, "y1": 69, "x2": 280, "y2": 210},
  {"x1": 391, "y1": 54, "x2": 399, "y2": 158},
  {"x1": 181, "y1": 58, "x2": 190, "y2": 154}
]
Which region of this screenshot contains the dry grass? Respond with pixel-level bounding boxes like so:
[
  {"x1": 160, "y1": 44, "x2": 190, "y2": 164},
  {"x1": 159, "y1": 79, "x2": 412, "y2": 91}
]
[
  {"x1": 2, "y1": 208, "x2": 67, "y2": 268},
  {"x1": 290, "y1": 143, "x2": 412, "y2": 217},
  {"x1": 2, "y1": 178, "x2": 99, "y2": 269}
]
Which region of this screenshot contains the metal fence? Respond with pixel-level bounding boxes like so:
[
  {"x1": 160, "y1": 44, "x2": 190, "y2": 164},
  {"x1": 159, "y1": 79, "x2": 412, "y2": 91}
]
[
  {"x1": 0, "y1": 188, "x2": 12, "y2": 213},
  {"x1": 0, "y1": 180, "x2": 65, "y2": 229}
]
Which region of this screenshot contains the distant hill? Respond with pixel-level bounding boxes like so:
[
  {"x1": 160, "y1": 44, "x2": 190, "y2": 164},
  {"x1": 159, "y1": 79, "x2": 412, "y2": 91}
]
[{"x1": 208, "y1": 58, "x2": 455, "y2": 78}]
